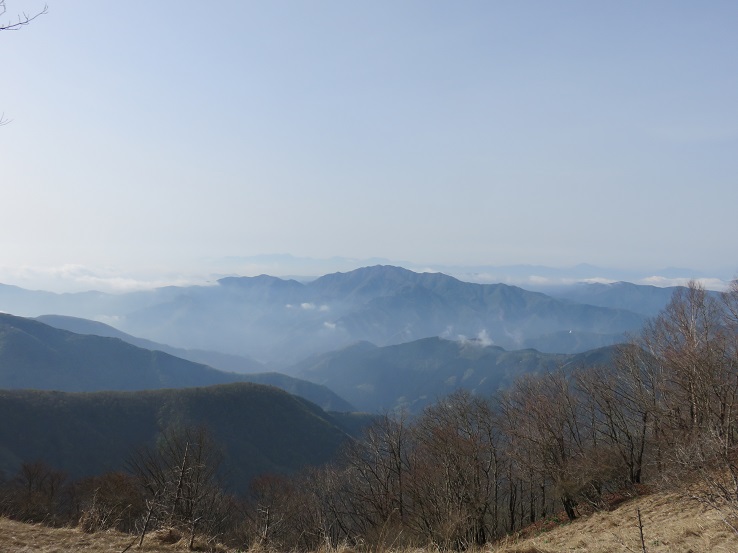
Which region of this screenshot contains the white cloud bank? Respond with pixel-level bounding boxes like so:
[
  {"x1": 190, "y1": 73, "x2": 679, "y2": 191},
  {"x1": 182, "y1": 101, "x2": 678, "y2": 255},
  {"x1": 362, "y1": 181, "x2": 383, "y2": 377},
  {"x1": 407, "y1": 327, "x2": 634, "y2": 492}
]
[{"x1": 0, "y1": 264, "x2": 213, "y2": 293}]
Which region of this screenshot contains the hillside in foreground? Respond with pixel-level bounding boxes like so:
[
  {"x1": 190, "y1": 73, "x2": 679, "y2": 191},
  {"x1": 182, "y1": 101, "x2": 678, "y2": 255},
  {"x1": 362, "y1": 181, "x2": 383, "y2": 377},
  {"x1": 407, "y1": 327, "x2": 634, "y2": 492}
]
[
  {"x1": 1, "y1": 488, "x2": 736, "y2": 552},
  {"x1": 498, "y1": 489, "x2": 738, "y2": 553}
]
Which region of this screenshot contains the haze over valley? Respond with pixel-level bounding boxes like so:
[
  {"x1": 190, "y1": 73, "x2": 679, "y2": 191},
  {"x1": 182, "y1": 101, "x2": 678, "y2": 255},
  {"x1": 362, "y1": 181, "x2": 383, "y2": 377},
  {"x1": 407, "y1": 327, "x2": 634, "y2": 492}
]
[{"x1": 2, "y1": 265, "x2": 655, "y2": 367}]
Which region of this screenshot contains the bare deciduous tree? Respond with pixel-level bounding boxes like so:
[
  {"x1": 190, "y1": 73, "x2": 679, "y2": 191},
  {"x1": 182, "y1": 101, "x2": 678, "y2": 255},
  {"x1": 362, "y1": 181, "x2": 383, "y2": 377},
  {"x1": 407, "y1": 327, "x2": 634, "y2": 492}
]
[
  {"x1": 127, "y1": 426, "x2": 228, "y2": 549},
  {"x1": 73, "y1": 472, "x2": 144, "y2": 533},
  {"x1": 500, "y1": 372, "x2": 596, "y2": 521},
  {"x1": 641, "y1": 282, "x2": 735, "y2": 439},
  {"x1": 410, "y1": 390, "x2": 501, "y2": 547},
  {"x1": 643, "y1": 280, "x2": 738, "y2": 532},
  {"x1": 0, "y1": 461, "x2": 67, "y2": 524},
  {"x1": 339, "y1": 411, "x2": 413, "y2": 543},
  {"x1": 575, "y1": 356, "x2": 653, "y2": 486},
  {"x1": 243, "y1": 472, "x2": 327, "y2": 550}
]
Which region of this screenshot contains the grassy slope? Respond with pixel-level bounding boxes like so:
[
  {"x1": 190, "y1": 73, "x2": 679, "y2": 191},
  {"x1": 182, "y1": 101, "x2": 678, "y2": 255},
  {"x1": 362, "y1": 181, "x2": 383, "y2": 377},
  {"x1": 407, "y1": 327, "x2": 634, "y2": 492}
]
[
  {"x1": 498, "y1": 489, "x2": 738, "y2": 553},
  {"x1": 2, "y1": 489, "x2": 737, "y2": 552},
  {"x1": 0, "y1": 518, "x2": 222, "y2": 552}
]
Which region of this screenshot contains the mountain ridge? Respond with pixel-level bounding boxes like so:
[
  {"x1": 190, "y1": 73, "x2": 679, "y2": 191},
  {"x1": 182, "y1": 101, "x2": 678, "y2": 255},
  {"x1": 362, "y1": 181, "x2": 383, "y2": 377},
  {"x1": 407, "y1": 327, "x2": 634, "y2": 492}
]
[
  {"x1": 0, "y1": 313, "x2": 354, "y2": 411},
  {"x1": 291, "y1": 335, "x2": 617, "y2": 413},
  {"x1": 0, "y1": 265, "x2": 661, "y2": 366}
]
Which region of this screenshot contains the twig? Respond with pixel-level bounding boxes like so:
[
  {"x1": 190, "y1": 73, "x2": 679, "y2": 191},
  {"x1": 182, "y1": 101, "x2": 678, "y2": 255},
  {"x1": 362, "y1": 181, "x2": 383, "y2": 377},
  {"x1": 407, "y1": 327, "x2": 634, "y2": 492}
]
[
  {"x1": 637, "y1": 508, "x2": 647, "y2": 553},
  {"x1": 0, "y1": 2, "x2": 48, "y2": 31}
]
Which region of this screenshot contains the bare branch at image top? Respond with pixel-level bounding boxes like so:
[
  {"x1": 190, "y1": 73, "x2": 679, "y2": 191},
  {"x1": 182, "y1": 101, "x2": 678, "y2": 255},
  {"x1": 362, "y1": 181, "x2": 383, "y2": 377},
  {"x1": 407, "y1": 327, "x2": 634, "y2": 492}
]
[{"x1": 0, "y1": 1, "x2": 48, "y2": 31}]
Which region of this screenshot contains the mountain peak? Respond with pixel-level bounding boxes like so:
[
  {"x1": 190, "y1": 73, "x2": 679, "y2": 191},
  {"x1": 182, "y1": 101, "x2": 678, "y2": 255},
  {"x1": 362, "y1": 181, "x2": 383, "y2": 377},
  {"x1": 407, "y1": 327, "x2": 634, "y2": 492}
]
[{"x1": 308, "y1": 265, "x2": 459, "y2": 300}]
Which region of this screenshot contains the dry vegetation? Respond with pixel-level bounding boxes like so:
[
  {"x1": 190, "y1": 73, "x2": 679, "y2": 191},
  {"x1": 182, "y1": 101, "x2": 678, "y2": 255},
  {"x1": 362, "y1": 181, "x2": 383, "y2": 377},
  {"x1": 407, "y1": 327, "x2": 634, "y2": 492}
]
[
  {"x1": 2, "y1": 487, "x2": 738, "y2": 553},
  {"x1": 497, "y1": 490, "x2": 738, "y2": 553},
  {"x1": 0, "y1": 516, "x2": 203, "y2": 552}
]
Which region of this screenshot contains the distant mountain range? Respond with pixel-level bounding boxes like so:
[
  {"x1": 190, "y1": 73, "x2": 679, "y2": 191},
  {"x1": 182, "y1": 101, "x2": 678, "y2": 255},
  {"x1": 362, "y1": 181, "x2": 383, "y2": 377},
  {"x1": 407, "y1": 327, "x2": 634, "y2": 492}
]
[
  {"x1": 0, "y1": 383, "x2": 360, "y2": 492},
  {"x1": 0, "y1": 266, "x2": 666, "y2": 367},
  {"x1": 290, "y1": 337, "x2": 617, "y2": 413},
  {"x1": 198, "y1": 254, "x2": 735, "y2": 288},
  {"x1": 0, "y1": 313, "x2": 353, "y2": 412},
  {"x1": 3, "y1": 256, "x2": 730, "y2": 295}
]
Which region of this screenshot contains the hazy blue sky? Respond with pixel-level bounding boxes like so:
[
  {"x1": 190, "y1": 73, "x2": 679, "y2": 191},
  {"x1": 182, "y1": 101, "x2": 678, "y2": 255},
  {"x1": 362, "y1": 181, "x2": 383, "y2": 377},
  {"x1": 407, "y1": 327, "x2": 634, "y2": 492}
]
[{"x1": 2, "y1": 1, "x2": 737, "y2": 290}]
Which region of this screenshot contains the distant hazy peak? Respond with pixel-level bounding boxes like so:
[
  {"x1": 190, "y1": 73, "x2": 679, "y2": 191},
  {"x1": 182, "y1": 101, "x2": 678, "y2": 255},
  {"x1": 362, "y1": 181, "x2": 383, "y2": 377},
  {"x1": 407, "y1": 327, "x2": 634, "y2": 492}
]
[{"x1": 217, "y1": 274, "x2": 305, "y2": 287}]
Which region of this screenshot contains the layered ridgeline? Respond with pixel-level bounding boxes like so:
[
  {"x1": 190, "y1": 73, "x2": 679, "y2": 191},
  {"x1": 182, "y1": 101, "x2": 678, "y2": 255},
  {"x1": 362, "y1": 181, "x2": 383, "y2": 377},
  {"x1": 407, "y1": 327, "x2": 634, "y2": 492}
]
[
  {"x1": 36, "y1": 314, "x2": 266, "y2": 373},
  {"x1": 0, "y1": 313, "x2": 353, "y2": 412},
  {"x1": 0, "y1": 266, "x2": 652, "y2": 367},
  {"x1": 0, "y1": 383, "x2": 357, "y2": 493},
  {"x1": 291, "y1": 337, "x2": 617, "y2": 413},
  {"x1": 1, "y1": 311, "x2": 616, "y2": 416}
]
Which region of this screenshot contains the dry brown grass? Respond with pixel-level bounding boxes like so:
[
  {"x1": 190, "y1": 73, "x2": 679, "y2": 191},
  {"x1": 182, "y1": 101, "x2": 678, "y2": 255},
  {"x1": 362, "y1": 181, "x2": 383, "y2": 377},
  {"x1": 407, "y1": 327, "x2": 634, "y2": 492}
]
[
  {"x1": 493, "y1": 489, "x2": 738, "y2": 553},
  {"x1": 2, "y1": 488, "x2": 738, "y2": 553},
  {"x1": 0, "y1": 517, "x2": 226, "y2": 552}
]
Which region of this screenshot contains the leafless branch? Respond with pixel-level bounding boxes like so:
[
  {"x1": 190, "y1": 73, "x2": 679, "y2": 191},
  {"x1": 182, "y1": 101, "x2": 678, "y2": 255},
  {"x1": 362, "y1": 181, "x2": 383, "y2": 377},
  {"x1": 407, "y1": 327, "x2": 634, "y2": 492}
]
[
  {"x1": 0, "y1": 1, "x2": 48, "y2": 31},
  {"x1": 1, "y1": 2, "x2": 48, "y2": 126}
]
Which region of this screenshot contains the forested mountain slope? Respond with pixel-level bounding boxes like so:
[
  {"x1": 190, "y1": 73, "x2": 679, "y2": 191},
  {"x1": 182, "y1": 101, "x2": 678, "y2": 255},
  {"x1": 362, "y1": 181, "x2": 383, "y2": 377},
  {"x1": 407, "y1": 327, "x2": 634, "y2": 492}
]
[
  {"x1": 0, "y1": 383, "x2": 352, "y2": 492},
  {"x1": 292, "y1": 336, "x2": 616, "y2": 413}
]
